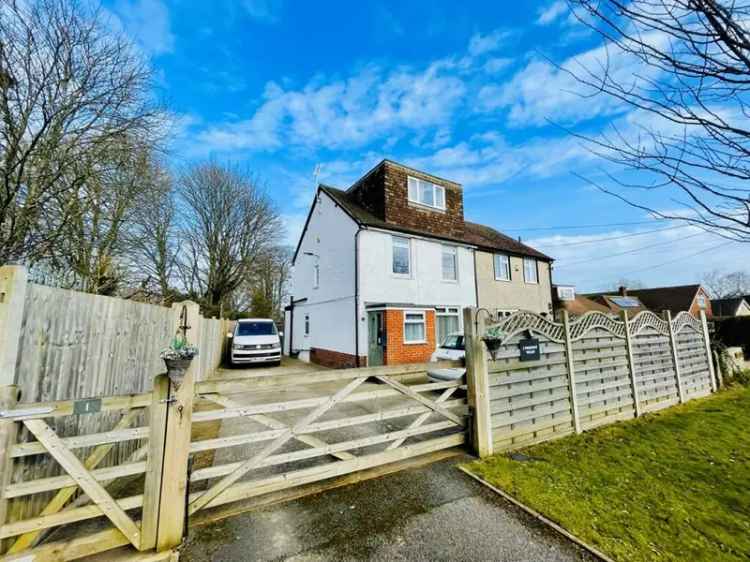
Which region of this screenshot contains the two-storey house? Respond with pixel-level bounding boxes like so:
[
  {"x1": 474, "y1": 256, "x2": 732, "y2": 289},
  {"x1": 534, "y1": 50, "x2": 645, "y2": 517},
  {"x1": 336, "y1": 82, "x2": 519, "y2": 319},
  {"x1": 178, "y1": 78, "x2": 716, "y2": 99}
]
[{"x1": 284, "y1": 160, "x2": 553, "y2": 368}]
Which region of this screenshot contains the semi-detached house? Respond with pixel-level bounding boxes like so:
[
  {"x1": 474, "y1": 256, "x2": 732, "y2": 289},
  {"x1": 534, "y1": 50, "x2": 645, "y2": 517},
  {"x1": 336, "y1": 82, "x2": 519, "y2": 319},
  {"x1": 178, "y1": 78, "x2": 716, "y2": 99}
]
[{"x1": 284, "y1": 160, "x2": 553, "y2": 368}]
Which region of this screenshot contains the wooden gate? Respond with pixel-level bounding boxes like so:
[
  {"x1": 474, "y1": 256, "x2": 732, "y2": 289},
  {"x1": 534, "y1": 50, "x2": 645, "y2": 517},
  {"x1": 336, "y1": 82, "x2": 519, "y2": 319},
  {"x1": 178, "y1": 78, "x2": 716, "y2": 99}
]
[{"x1": 0, "y1": 361, "x2": 466, "y2": 560}]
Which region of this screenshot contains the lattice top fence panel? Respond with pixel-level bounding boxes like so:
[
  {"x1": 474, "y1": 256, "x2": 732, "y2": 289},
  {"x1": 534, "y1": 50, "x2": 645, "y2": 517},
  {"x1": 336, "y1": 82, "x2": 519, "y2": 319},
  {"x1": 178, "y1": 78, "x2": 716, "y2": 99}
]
[
  {"x1": 672, "y1": 311, "x2": 703, "y2": 335},
  {"x1": 485, "y1": 309, "x2": 704, "y2": 346}
]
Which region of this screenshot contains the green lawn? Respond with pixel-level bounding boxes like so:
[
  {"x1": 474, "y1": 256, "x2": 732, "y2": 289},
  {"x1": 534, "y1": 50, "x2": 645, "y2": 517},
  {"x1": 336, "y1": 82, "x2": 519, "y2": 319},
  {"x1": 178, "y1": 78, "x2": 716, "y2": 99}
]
[{"x1": 465, "y1": 387, "x2": 750, "y2": 562}]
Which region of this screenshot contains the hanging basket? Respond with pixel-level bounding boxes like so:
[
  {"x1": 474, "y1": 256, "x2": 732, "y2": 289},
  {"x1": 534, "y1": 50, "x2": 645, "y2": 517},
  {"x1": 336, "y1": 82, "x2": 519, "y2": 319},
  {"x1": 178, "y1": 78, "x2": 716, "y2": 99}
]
[
  {"x1": 163, "y1": 357, "x2": 193, "y2": 388},
  {"x1": 481, "y1": 336, "x2": 503, "y2": 361}
]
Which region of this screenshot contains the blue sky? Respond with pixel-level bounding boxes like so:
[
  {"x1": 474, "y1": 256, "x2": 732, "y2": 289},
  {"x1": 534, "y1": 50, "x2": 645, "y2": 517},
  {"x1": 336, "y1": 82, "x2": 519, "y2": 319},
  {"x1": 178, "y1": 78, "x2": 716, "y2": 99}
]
[{"x1": 105, "y1": 0, "x2": 747, "y2": 293}]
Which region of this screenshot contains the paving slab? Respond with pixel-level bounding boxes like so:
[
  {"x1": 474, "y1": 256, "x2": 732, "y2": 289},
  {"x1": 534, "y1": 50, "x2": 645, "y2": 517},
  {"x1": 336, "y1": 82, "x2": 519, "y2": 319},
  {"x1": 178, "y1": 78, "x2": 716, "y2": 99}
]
[{"x1": 180, "y1": 455, "x2": 596, "y2": 562}]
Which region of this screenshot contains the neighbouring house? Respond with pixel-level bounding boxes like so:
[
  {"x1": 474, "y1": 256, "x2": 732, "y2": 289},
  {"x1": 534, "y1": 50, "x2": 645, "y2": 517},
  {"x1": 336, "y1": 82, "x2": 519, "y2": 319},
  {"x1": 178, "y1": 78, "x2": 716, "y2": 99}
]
[
  {"x1": 711, "y1": 297, "x2": 750, "y2": 317},
  {"x1": 584, "y1": 284, "x2": 712, "y2": 317},
  {"x1": 582, "y1": 288, "x2": 650, "y2": 316},
  {"x1": 284, "y1": 159, "x2": 553, "y2": 368},
  {"x1": 552, "y1": 284, "x2": 611, "y2": 319}
]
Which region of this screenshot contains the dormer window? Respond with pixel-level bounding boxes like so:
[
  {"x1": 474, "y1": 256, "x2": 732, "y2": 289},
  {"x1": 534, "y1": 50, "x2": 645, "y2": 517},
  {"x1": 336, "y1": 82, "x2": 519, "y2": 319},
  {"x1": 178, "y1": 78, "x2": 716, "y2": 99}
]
[{"x1": 408, "y1": 176, "x2": 445, "y2": 210}]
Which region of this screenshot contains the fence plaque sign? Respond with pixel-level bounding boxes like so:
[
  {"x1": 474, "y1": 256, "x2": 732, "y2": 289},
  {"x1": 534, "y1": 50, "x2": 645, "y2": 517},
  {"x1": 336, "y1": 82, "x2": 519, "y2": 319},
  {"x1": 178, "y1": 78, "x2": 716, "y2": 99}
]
[
  {"x1": 518, "y1": 338, "x2": 540, "y2": 362},
  {"x1": 74, "y1": 398, "x2": 102, "y2": 415}
]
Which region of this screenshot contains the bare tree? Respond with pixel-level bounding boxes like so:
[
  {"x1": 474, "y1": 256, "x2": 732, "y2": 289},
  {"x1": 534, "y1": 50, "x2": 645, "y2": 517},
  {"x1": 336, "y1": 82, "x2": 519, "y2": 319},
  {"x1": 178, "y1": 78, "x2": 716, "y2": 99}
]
[
  {"x1": 702, "y1": 269, "x2": 750, "y2": 297},
  {"x1": 566, "y1": 0, "x2": 750, "y2": 242},
  {"x1": 178, "y1": 163, "x2": 282, "y2": 315},
  {"x1": 127, "y1": 159, "x2": 180, "y2": 303},
  {"x1": 248, "y1": 246, "x2": 292, "y2": 321},
  {"x1": 0, "y1": 0, "x2": 162, "y2": 265}
]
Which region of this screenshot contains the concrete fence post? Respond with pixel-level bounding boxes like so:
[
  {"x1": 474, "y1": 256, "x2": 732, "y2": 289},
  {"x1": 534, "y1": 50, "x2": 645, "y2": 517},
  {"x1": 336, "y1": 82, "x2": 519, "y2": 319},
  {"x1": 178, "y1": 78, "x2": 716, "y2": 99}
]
[
  {"x1": 699, "y1": 311, "x2": 719, "y2": 391},
  {"x1": 561, "y1": 311, "x2": 581, "y2": 434},
  {"x1": 621, "y1": 311, "x2": 641, "y2": 418},
  {"x1": 463, "y1": 307, "x2": 493, "y2": 458},
  {"x1": 664, "y1": 311, "x2": 685, "y2": 403}
]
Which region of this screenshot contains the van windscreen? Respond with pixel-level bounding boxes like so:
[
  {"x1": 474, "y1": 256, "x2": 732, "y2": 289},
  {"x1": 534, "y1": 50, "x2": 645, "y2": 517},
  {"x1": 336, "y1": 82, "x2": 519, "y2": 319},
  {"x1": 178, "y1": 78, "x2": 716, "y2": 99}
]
[{"x1": 236, "y1": 322, "x2": 277, "y2": 336}]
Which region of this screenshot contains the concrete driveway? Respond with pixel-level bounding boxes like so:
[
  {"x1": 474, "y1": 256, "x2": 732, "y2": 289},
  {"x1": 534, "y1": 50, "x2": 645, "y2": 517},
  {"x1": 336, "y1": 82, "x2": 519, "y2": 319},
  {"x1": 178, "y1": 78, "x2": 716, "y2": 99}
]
[{"x1": 180, "y1": 455, "x2": 596, "y2": 562}]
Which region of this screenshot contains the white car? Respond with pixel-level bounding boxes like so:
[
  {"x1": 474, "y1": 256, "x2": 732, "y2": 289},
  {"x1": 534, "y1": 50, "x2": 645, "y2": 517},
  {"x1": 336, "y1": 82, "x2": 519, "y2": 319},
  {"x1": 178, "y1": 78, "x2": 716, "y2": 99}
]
[
  {"x1": 430, "y1": 333, "x2": 465, "y2": 362},
  {"x1": 428, "y1": 333, "x2": 466, "y2": 383},
  {"x1": 229, "y1": 319, "x2": 282, "y2": 366}
]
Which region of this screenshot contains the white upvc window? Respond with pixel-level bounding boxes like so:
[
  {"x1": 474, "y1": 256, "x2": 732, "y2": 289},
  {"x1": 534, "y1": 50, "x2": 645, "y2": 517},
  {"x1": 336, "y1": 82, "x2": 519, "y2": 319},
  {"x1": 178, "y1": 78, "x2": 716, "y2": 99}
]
[
  {"x1": 523, "y1": 257, "x2": 538, "y2": 284},
  {"x1": 392, "y1": 236, "x2": 411, "y2": 276},
  {"x1": 313, "y1": 263, "x2": 320, "y2": 289},
  {"x1": 441, "y1": 245, "x2": 457, "y2": 281},
  {"x1": 496, "y1": 308, "x2": 518, "y2": 319},
  {"x1": 494, "y1": 253, "x2": 510, "y2": 281},
  {"x1": 435, "y1": 306, "x2": 461, "y2": 346},
  {"x1": 403, "y1": 311, "x2": 426, "y2": 344},
  {"x1": 407, "y1": 176, "x2": 446, "y2": 210},
  {"x1": 697, "y1": 294, "x2": 707, "y2": 308}
]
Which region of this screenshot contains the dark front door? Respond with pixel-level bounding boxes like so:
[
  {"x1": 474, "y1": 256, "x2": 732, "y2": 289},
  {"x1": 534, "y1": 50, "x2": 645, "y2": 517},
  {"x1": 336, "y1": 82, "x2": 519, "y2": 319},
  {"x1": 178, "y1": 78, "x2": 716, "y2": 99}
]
[{"x1": 367, "y1": 311, "x2": 385, "y2": 366}]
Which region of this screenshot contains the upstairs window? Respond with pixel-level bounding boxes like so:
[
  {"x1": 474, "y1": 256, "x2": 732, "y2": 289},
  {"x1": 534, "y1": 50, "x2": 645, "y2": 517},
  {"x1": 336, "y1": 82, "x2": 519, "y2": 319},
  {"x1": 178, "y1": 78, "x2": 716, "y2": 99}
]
[
  {"x1": 494, "y1": 254, "x2": 510, "y2": 281},
  {"x1": 441, "y1": 245, "x2": 457, "y2": 281},
  {"x1": 392, "y1": 236, "x2": 411, "y2": 275},
  {"x1": 523, "y1": 257, "x2": 538, "y2": 284},
  {"x1": 408, "y1": 176, "x2": 445, "y2": 210}
]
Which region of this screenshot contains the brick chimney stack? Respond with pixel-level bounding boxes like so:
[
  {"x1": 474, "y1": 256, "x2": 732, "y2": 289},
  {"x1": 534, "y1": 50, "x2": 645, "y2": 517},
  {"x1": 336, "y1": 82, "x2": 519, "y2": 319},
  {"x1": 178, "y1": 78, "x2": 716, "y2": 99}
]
[{"x1": 619, "y1": 286, "x2": 628, "y2": 296}]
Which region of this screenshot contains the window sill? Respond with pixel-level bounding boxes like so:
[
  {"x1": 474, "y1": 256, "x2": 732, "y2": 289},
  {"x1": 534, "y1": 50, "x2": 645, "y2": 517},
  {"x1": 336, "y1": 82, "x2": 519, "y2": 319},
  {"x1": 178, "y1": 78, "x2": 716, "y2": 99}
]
[
  {"x1": 403, "y1": 340, "x2": 427, "y2": 345},
  {"x1": 441, "y1": 278, "x2": 459, "y2": 284},
  {"x1": 392, "y1": 273, "x2": 412, "y2": 280},
  {"x1": 494, "y1": 277, "x2": 511, "y2": 283},
  {"x1": 407, "y1": 200, "x2": 446, "y2": 213}
]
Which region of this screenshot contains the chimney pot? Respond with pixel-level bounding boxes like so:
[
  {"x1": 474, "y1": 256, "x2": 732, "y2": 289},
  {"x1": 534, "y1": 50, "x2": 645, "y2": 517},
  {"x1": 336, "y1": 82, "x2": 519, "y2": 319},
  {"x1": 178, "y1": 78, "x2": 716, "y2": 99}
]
[{"x1": 619, "y1": 286, "x2": 627, "y2": 296}]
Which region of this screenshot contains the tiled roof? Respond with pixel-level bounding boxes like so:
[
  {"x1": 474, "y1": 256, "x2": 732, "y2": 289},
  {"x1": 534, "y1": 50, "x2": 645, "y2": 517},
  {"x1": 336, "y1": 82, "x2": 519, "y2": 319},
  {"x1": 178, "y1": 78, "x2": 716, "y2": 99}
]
[
  {"x1": 711, "y1": 297, "x2": 748, "y2": 317},
  {"x1": 321, "y1": 185, "x2": 551, "y2": 261},
  {"x1": 626, "y1": 284, "x2": 702, "y2": 314}
]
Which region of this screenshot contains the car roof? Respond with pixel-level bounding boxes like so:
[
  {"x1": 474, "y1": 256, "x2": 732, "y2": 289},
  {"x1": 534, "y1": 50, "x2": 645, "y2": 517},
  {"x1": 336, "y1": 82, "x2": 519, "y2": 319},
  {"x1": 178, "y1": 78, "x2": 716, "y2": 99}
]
[{"x1": 237, "y1": 318, "x2": 275, "y2": 323}]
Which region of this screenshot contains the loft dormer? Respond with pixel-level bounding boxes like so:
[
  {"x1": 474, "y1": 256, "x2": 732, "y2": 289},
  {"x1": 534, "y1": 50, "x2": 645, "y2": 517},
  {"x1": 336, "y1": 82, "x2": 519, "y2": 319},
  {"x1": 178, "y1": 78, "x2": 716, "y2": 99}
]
[{"x1": 347, "y1": 160, "x2": 465, "y2": 239}]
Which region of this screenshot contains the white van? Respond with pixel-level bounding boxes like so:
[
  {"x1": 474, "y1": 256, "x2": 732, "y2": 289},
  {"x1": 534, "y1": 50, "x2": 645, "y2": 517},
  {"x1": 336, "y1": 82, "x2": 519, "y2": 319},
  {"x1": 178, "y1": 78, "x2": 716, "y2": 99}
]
[{"x1": 229, "y1": 319, "x2": 282, "y2": 366}]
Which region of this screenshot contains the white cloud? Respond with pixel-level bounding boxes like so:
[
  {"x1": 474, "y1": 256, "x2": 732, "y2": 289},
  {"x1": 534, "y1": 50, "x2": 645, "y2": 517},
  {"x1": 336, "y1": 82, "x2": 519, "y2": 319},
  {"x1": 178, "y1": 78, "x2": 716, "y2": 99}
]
[
  {"x1": 467, "y1": 29, "x2": 514, "y2": 57},
  {"x1": 243, "y1": 0, "x2": 283, "y2": 23},
  {"x1": 529, "y1": 225, "x2": 744, "y2": 292},
  {"x1": 483, "y1": 57, "x2": 513, "y2": 74},
  {"x1": 193, "y1": 61, "x2": 466, "y2": 155},
  {"x1": 536, "y1": 1, "x2": 568, "y2": 26},
  {"x1": 484, "y1": 30, "x2": 669, "y2": 127},
  {"x1": 113, "y1": 0, "x2": 174, "y2": 55}
]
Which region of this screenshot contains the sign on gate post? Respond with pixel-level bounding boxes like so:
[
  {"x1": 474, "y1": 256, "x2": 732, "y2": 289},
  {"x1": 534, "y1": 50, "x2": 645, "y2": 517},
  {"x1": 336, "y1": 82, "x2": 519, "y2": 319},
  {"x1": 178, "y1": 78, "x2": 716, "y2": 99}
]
[{"x1": 518, "y1": 338, "x2": 540, "y2": 362}]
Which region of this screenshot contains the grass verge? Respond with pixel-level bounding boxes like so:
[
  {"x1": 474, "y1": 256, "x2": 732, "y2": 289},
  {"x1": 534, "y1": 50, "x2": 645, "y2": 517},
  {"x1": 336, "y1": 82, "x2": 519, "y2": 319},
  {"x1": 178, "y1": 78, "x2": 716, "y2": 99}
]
[{"x1": 464, "y1": 387, "x2": 750, "y2": 562}]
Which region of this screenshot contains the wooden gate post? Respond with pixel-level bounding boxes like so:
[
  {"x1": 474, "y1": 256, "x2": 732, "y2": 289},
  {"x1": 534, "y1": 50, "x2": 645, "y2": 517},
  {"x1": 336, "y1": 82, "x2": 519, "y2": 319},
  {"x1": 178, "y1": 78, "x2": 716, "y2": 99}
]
[
  {"x1": 140, "y1": 301, "x2": 202, "y2": 552},
  {"x1": 699, "y1": 311, "x2": 719, "y2": 391},
  {"x1": 621, "y1": 311, "x2": 641, "y2": 418},
  {"x1": 664, "y1": 311, "x2": 685, "y2": 403},
  {"x1": 0, "y1": 266, "x2": 26, "y2": 554},
  {"x1": 463, "y1": 308, "x2": 492, "y2": 458},
  {"x1": 561, "y1": 311, "x2": 581, "y2": 434}
]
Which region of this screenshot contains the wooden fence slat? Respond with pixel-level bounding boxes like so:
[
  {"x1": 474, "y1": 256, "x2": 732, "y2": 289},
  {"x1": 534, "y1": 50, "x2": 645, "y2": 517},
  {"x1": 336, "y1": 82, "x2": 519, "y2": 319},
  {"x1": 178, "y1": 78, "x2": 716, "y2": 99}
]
[
  {"x1": 188, "y1": 376, "x2": 367, "y2": 516},
  {"x1": 11, "y1": 427, "x2": 150, "y2": 458},
  {"x1": 21, "y1": 420, "x2": 142, "y2": 548},
  {"x1": 141, "y1": 374, "x2": 169, "y2": 551}
]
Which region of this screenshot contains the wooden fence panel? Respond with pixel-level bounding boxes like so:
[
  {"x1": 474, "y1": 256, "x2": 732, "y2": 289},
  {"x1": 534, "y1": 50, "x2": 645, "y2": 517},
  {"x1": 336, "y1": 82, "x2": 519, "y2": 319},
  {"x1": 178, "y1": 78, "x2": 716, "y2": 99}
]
[
  {"x1": 487, "y1": 337, "x2": 574, "y2": 451},
  {"x1": 465, "y1": 308, "x2": 717, "y2": 458},
  {"x1": 572, "y1": 328, "x2": 634, "y2": 431},
  {"x1": 675, "y1": 329, "x2": 713, "y2": 399},
  {"x1": 631, "y1": 329, "x2": 679, "y2": 413}
]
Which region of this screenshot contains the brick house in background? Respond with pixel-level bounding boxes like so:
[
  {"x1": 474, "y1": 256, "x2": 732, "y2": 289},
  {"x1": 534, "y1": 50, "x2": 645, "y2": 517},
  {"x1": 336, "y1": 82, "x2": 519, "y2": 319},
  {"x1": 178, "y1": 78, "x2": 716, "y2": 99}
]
[
  {"x1": 583, "y1": 284, "x2": 712, "y2": 317},
  {"x1": 284, "y1": 159, "x2": 554, "y2": 368}
]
